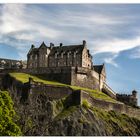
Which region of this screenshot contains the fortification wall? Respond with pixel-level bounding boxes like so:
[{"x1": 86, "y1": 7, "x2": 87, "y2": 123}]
[
  {"x1": 71, "y1": 67, "x2": 100, "y2": 90},
  {"x1": 2, "y1": 66, "x2": 101, "y2": 90},
  {"x1": 79, "y1": 90, "x2": 140, "y2": 119},
  {"x1": 30, "y1": 83, "x2": 73, "y2": 99},
  {"x1": 116, "y1": 94, "x2": 137, "y2": 107}
]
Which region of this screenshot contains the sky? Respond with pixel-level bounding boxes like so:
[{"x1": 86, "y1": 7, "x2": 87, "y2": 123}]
[{"x1": 0, "y1": 4, "x2": 140, "y2": 105}]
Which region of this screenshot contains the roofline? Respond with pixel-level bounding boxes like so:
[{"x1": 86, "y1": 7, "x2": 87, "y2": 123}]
[{"x1": 0, "y1": 58, "x2": 22, "y2": 61}]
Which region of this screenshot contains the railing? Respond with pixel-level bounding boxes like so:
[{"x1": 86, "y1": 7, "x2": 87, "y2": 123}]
[{"x1": 103, "y1": 82, "x2": 116, "y2": 95}]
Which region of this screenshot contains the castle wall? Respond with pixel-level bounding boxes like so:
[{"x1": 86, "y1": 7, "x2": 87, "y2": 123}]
[
  {"x1": 79, "y1": 90, "x2": 140, "y2": 119},
  {"x1": 71, "y1": 67, "x2": 100, "y2": 90},
  {"x1": 30, "y1": 85, "x2": 73, "y2": 99},
  {"x1": 7, "y1": 67, "x2": 101, "y2": 90},
  {"x1": 2, "y1": 74, "x2": 139, "y2": 119},
  {"x1": 116, "y1": 94, "x2": 137, "y2": 107}
]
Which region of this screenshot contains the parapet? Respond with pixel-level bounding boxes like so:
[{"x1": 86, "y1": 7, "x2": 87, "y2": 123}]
[{"x1": 116, "y1": 90, "x2": 138, "y2": 107}]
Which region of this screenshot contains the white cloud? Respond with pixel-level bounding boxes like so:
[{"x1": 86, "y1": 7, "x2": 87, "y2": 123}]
[
  {"x1": 1, "y1": 4, "x2": 140, "y2": 66},
  {"x1": 129, "y1": 47, "x2": 140, "y2": 59},
  {"x1": 92, "y1": 37, "x2": 140, "y2": 54},
  {"x1": 104, "y1": 53, "x2": 119, "y2": 67}
]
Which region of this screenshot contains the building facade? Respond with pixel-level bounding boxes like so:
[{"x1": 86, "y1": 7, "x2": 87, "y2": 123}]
[
  {"x1": 0, "y1": 58, "x2": 23, "y2": 70},
  {"x1": 27, "y1": 40, "x2": 92, "y2": 69}
]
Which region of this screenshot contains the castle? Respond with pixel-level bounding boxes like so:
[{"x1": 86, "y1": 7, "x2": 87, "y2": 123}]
[
  {"x1": 0, "y1": 40, "x2": 138, "y2": 107},
  {"x1": 27, "y1": 40, "x2": 106, "y2": 91},
  {"x1": 26, "y1": 40, "x2": 138, "y2": 107}
]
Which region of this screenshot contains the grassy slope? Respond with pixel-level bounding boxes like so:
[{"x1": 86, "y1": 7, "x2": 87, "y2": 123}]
[{"x1": 9, "y1": 72, "x2": 118, "y2": 103}]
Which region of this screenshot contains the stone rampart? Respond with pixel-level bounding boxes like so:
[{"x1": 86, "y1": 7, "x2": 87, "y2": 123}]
[
  {"x1": 1, "y1": 74, "x2": 140, "y2": 119},
  {"x1": 78, "y1": 90, "x2": 140, "y2": 119},
  {"x1": 29, "y1": 79, "x2": 73, "y2": 99},
  {"x1": 1, "y1": 66, "x2": 101, "y2": 90}
]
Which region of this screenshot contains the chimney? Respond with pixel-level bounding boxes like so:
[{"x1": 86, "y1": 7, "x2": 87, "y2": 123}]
[
  {"x1": 31, "y1": 44, "x2": 35, "y2": 49},
  {"x1": 83, "y1": 40, "x2": 86, "y2": 46},
  {"x1": 50, "y1": 43, "x2": 54, "y2": 49},
  {"x1": 60, "y1": 43, "x2": 63, "y2": 47}
]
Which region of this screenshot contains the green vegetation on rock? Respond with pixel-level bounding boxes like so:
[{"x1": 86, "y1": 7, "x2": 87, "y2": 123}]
[
  {"x1": 9, "y1": 72, "x2": 118, "y2": 103},
  {"x1": 84, "y1": 106, "x2": 140, "y2": 136},
  {"x1": 0, "y1": 90, "x2": 22, "y2": 136},
  {"x1": 82, "y1": 99, "x2": 91, "y2": 108}
]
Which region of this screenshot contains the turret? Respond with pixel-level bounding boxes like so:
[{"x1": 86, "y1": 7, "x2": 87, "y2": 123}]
[{"x1": 132, "y1": 90, "x2": 137, "y2": 98}]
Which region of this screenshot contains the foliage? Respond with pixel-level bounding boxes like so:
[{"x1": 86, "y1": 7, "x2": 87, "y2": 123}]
[
  {"x1": 90, "y1": 107, "x2": 140, "y2": 135},
  {"x1": 0, "y1": 90, "x2": 22, "y2": 136}
]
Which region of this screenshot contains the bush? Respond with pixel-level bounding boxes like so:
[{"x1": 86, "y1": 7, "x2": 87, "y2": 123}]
[{"x1": 0, "y1": 90, "x2": 22, "y2": 136}]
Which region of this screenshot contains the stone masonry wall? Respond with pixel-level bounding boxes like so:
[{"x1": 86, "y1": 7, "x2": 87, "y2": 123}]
[
  {"x1": 2, "y1": 66, "x2": 101, "y2": 90},
  {"x1": 79, "y1": 90, "x2": 140, "y2": 119}
]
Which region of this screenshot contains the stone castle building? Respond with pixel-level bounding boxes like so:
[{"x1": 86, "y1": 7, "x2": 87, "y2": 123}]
[
  {"x1": 27, "y1": 40, "x2": 92, "y2": 69},
  {"x1": 0, "y1": 40, "x2": 138, "y2": 107},
  {"x1": 26, "y1": 40, "x2": 138, "y2": 107},
  {"x1": 27, "y1": 40, "x2": 107, "y2": 91}
]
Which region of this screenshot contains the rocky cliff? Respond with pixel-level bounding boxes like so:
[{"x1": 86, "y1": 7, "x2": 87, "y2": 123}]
[{"x1": 0, "y1": 73, "x2": 140, "y2": 136}]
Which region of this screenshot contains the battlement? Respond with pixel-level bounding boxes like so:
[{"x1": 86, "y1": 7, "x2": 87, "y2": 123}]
[{"x1": 116, "y1": 90, "x2": 138, "y2": 107}]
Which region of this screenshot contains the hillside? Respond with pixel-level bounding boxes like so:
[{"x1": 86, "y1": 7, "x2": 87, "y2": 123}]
[{"x1": 0, "y1": 72, "x2": 140, "y2": 136}]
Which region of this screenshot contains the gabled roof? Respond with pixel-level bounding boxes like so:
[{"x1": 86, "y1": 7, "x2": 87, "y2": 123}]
[
  {"x1": 93, "y1": 64, "x2": 105, "y2": 74},
  {"x1": 38, "y1": 42, "x2": 48, "y2": 49},
  {"x1": 49, "y1": 44, "x2": 84, "y2": 56}
]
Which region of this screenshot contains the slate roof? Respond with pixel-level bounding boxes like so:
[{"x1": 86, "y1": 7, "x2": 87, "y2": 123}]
[
  {"x1": 49, "y1": 45, "x2": 84, "y2": 56},
  {"x1": 93, "y1": 64, "x2": 104, "y2": 74}
]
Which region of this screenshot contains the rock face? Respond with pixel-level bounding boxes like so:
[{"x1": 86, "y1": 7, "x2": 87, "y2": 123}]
[
  {"x1": 7, "y1": 90, "x2": 140, "y2": 136},
  {"x1": 1, "y1": 75, "x2": 140, "y2": 136}
]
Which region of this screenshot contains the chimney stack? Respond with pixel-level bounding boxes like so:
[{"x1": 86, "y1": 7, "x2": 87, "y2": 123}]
[
  {"x1": 50, "y1": 43, "x2": 54, "y2": 49},
  {"x1": 31, "y1": 44, "x2": 35, "y2": 49},
  {"x1": 83, "y1": 40, "x2": 86, "y2": 46},
  {"x1": 60, "y1": 43, "x2": 63, "y2": 47}
]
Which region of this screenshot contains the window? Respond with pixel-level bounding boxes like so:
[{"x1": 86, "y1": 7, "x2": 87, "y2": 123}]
[
  {"x1": 35, "y1": 55, "x2": 38, "y2": 60},
  {"x1": 61, "y1": 52, "x2": 63, "y2": 58},
  {"x1": 67, "y1": 52, "x2": 69, "y2": 58},
  {"x1": 74, "y1": 52, "x2": 76, "y2": 58},
  {"x1": 55, "y1": 53, "x2": 58, "y2": 58},
  {"x1": 30, "y1": 55, "x2": 32, "y2": 60}
]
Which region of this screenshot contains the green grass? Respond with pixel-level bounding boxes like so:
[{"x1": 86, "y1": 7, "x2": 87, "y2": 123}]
[
  {"x1": 9, "y1": 72, "x2": 67, "y2": 86},
  {"x1": 82, "y1": 99, "x2": 91, "y2": 108},
  {"x1": 9, "y1": 72, "x2": 118, "y2": 103}
]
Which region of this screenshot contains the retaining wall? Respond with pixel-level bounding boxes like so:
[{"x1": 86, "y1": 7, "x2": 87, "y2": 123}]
[{"x1": 79, "y1": 90, "x2": 140, "y2": 119}]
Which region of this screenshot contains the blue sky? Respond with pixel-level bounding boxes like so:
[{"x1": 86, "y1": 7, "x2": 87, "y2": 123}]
[{"x1": 0, "y1": 4, "x2": 140, "y2": 105}]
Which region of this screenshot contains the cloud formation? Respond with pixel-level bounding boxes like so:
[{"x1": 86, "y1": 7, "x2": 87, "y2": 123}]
[{"x1": 1, "y1": 4, "x2": 140, "y2": 64}]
